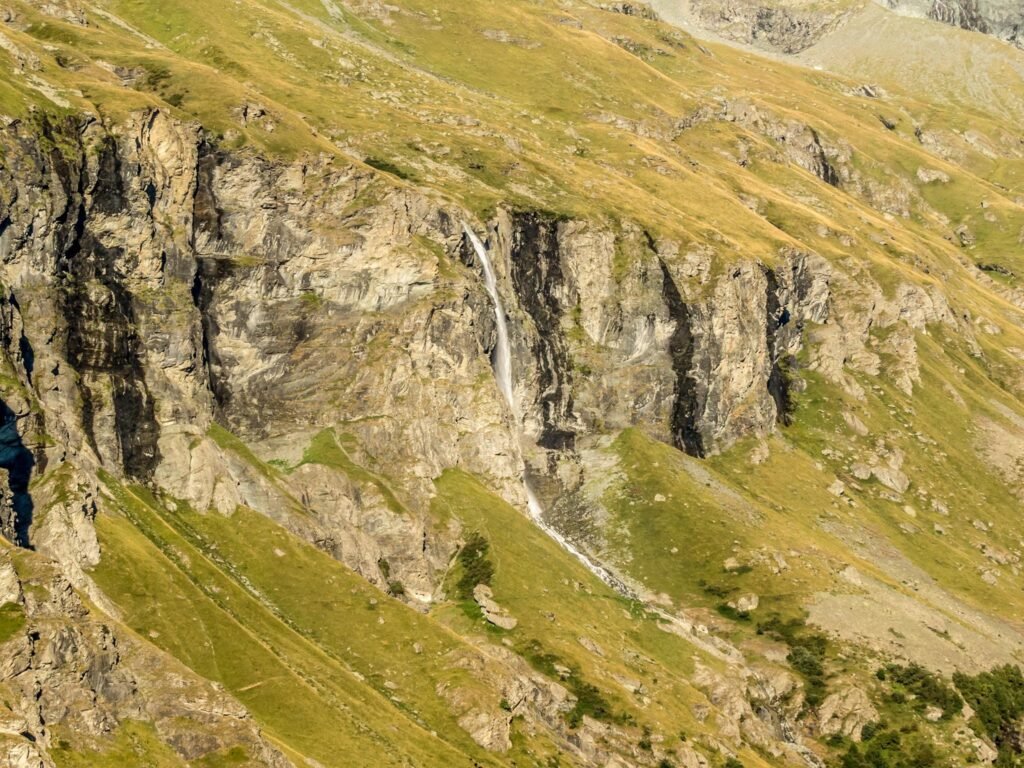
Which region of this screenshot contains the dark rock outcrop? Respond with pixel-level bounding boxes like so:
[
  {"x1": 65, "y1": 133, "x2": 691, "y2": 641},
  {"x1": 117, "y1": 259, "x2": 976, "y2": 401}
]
[{"x1": 506, "y1": 212, "x2": 577, "y2": 451}]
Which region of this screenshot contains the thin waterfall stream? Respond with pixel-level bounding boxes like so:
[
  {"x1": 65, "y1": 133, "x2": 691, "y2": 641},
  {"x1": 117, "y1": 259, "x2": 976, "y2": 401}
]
[{"x1": 463, "y1": 224, "x2": 635, "y2": 598}]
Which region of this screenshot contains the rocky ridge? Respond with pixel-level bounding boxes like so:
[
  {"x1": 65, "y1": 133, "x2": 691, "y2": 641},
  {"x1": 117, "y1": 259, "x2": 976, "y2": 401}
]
[{"x1": 878, "y1": 0, "x2": 1023, "y2": 47}]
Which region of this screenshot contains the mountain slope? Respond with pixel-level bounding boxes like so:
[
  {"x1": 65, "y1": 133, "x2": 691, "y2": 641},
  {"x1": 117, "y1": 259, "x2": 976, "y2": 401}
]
[{"x1": 2, "y1": 0, "x2": 1024, "y2": 767}]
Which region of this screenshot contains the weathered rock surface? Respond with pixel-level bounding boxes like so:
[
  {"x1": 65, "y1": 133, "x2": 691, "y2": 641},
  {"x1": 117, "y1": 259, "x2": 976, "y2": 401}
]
[
  {"x1": 682, "y1": 0, "x2": 857, "y2": 52},
  {"x1": 0, "y1": 22, "x2": 1019, "y2": 759},
  {"x1": 473, "y1": 584, "x2": 519, "y2": 630},
  {"x1": 878, "y1": 0, "x2": 1023, "y2": 47},
  {"x1": 817, "y1": 686, "x2": 879, "y2": 741}
]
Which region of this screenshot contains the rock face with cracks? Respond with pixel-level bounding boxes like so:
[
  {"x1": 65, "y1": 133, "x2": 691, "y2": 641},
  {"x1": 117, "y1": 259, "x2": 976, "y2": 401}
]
[{"x1": 878, "y1": 0, "x2": 1024, "y2": 47}]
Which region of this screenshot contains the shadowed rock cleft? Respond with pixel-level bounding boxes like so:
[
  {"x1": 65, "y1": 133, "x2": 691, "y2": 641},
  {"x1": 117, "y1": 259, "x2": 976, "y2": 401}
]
[
  {"x1": 660, "y1": 259, "x2": 704, "y2": 457},
  {"x1": 508, "y1": 211, "x2": 577, "y2": 451}
]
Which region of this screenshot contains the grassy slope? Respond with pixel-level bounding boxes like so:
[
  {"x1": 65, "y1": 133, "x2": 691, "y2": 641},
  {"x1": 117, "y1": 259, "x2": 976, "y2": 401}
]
[
  {"x1": 431, "y1": 469, "x2": 774, "y2": 767},
  {"x1": 87, "y1": 464, "x2": 787, "y2": 767},
  {"x1": 4, "y1": 0, "x2": 1021, "y2": 262},
  {"x1": 90, "y1": 478, "x2": 510, "y2": 768},
  {"x1": 589, "y1": 319, "x2": 1024, "y2": 669}
]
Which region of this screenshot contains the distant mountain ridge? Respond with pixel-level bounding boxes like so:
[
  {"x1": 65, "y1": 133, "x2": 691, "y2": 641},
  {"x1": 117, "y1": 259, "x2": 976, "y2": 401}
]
[
  {"x1": 649, "y1": 0, "x2": 1022, "y2": 52},
  {"x1": 879, "y1": 0, "x2": 1023, "y2": 47}
]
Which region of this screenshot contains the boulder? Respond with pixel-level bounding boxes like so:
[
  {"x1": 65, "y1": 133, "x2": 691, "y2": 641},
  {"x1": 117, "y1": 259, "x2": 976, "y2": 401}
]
[{"x1": 817, "y1": 686, "x2": 879, "y2": 741}]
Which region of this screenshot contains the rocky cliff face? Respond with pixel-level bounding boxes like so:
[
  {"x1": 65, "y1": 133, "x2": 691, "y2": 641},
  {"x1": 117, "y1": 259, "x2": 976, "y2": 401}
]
[
  {"x1": 0, "y1": 105, "x2": 954, "y2": 764},
  {"x1": 0, "y1": 107, "x2": 875, "y2": 570},
  {"x1": 878, "y1": 0, "x2": 1023, "y2": 47},
  {"x1": 0, "y1": 111, "x2": 521, "y2": 604},
  {"x1": 667, "y1": 0, "x2": 858, "y2": 52}
]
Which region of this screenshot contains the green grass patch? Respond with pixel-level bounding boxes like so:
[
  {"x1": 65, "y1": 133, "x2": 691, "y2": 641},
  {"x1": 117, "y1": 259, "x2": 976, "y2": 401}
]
[
  {"x1": 91, "y1": 475, "x2": 499, "y2": 767},
  {"x1": 299, "y1": 429, "x2": 407, "y2": 516},
  {"x1": 50, "y1": 721, "x2": 185, "y2": 768},
  {"x1": 0, "y1": 602, "x2": 26, "y2": 643}
]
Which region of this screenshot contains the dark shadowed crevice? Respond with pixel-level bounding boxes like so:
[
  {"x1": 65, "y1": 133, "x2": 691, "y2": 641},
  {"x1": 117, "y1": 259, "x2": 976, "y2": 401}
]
[
  {"x1": 112, "y1": 372, "x2": 160, "y2": 478},
  {"x1": 660, "y1": 259, "x2": 704, "y2": 457},
  {"x1": 193, "y1": 142, "x2": 223, "y2": 242},
  {"x1": 18, "y1": 334, "x2": 33, "y2": 385},
  {"x1": 8, "y1": 293, "x2": 34, "y2": 385},
  {"x1": 507, "y1": 212, "x2": 576, "y2": 451},
  {"x1": 54, "y1": 136, "x2": 162, "y2": 480},
  {"x1": 764, "y1": 267, "x2": 794, "y2": 426},
  {"x1": 91, "y1": 137, "x2": 126, "y2": 215},
  {"x1": 59, "y1": 236, "x2": 162, "y2": 479},
  {"x1": 0, "y1": 401, "x2": 34, "y2": 548},
  {"x1": 191, "y1": 258, "x2": 231, "y2": 415},
  {"x1": 190, "y1": 144, "x2": 234, "y2": 418},
  {"x1": 79, "y1": 380, "x2": 100, "y2": 460},
  {"x1": 808, "y1": 128, "x2": 840, "y2": 187}
]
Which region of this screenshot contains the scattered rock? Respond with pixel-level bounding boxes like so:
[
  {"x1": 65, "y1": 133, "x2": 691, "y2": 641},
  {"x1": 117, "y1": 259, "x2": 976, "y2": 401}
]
[
  {"x1": 749, "y1": 441, "x2": 770, "y2": 465},
  {"x1": 956, "y1": 225, "x2": 976, "y2": 247},
  {"x1": 578, "y1": 636, "x2": 605, "y2": 657},
  {"x1": 817, "y1": 686, "x2": 879, "y2": 741},
  {"x1": 843, "y1": 412, "x2": 869, "y2": 436},
  {"x1": 729, "y1": 594, "x2": 760, "y2": 613},
  {"x1": 916, "y1": 167, "x2": 950, "y2": 184},
  {"x1": 598, "y1": 2, "x2": 660, "y2": 20},
  {"x1": 473, "y1": 584, "x2": 518, "y2": 630}
]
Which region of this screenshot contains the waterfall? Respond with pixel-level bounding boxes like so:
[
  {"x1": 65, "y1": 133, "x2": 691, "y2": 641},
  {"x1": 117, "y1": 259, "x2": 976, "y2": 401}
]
[
  {"x1": 463, "y1": 224, "x2": 636, "y2": 598},
  {"x1": 463, "y1": 227, "x2": 513, "y2": 404}
]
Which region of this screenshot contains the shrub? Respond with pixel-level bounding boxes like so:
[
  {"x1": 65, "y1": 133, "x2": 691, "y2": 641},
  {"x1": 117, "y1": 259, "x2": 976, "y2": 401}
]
[
  {"x1": 883, "y1": 663, "x2": 962, "y2": 719},
  {"x1": 140, "y1": 61, "x2": 172, "y2": 89},
  {"x1": 698, "y1": 579, "x2": 736, "y2": 599},
  {"x1": 455, "y1": 532, "x2": 494, "y2": 600},
  {"x1": 569, "y1": 680, "x2": 615, "y2": 727},
  {"x1": 954, "y1": 664, "x2": 1024, "y2": 764},
  {"x1": 838, "y1": 726, "x2": 944, "y2": 768},
  {"x1": 756, "y1": 615, "x2": 830, "y2": 708},
  {"x1": 860, "y1": 721, "x2": 882, "y2": 741},
  {"x1": 364, "y1": 156, "x2": 413, "y2": 180},
  {"x1": 638, "y1": 725, "x2": 652, "y2": 751},
  {"x1": 518, "y1": 638, "x2": 618, "y2": 728},
  {"x1": 715, "y1": 603, "x2": 750, "y2": 622}
]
